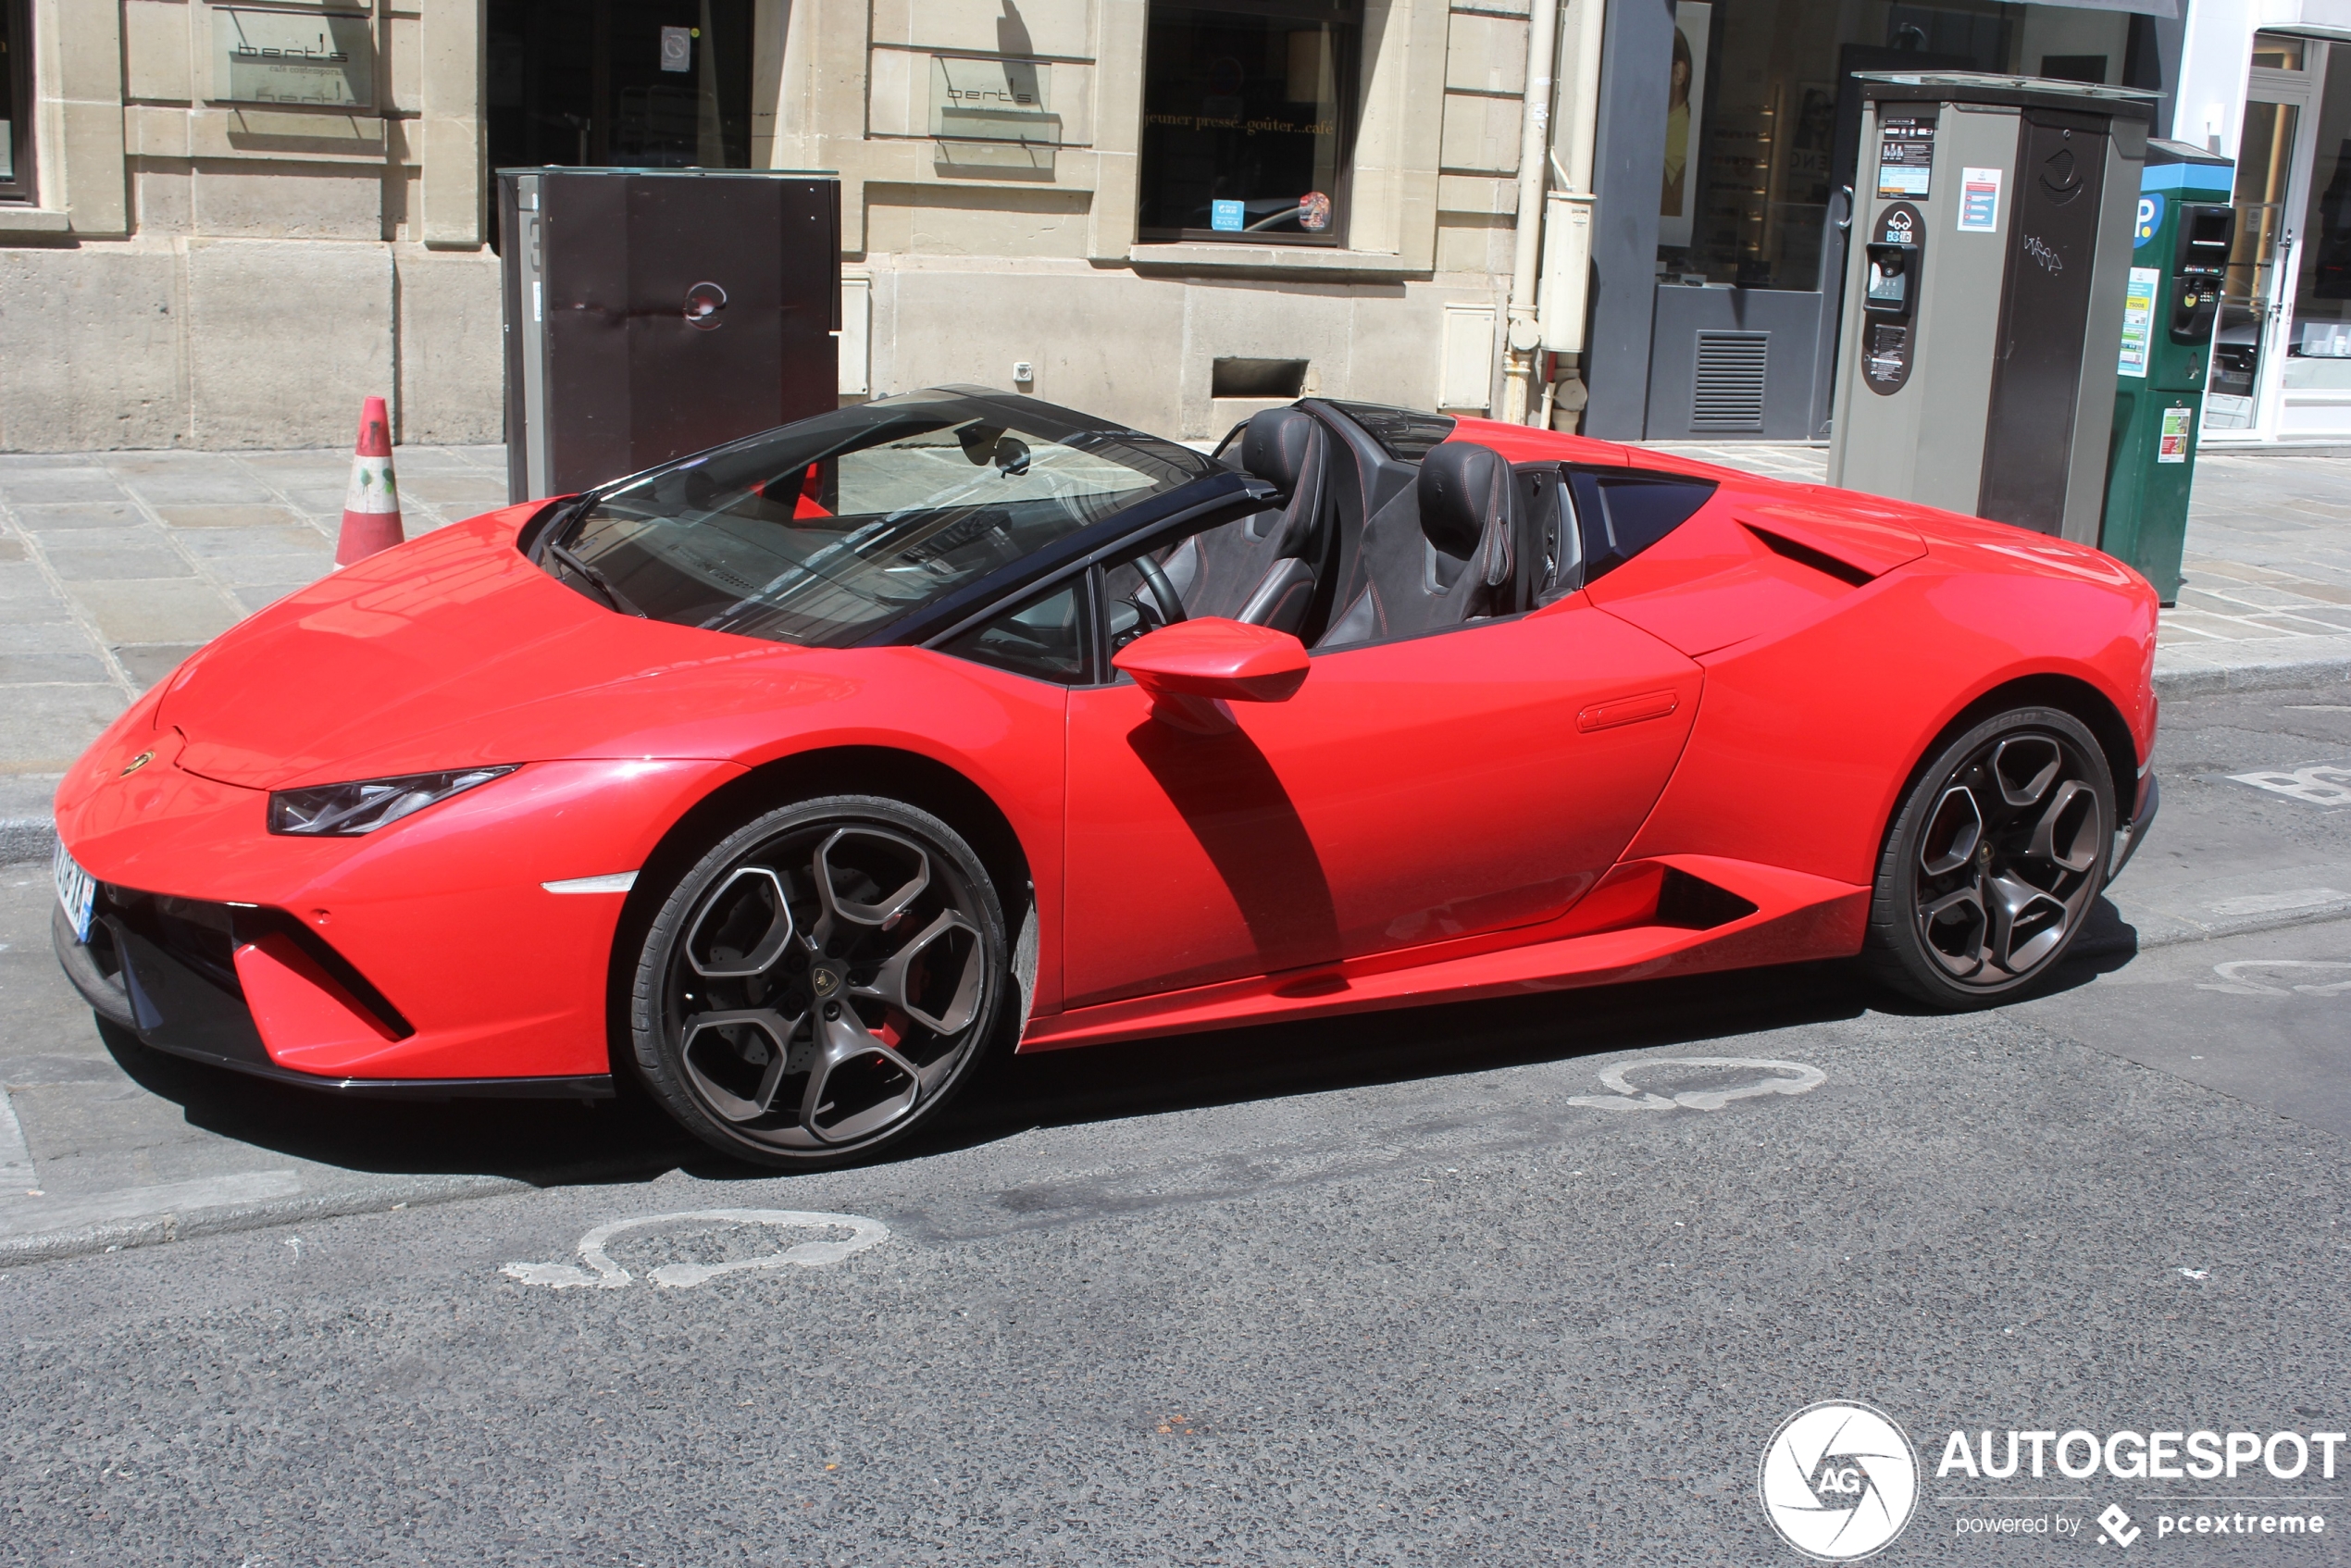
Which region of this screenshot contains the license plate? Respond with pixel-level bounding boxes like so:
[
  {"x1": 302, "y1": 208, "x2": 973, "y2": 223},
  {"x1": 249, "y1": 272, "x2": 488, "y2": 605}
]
[{"x1": 53, "y1": 841, "x2": 96, "y2": 945}]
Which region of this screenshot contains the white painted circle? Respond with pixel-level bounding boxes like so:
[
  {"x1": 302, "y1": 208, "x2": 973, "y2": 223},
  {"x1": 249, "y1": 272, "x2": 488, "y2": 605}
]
[{"x1": 1757, "y1": 1400, "x2": 1919, "y2": 1562}]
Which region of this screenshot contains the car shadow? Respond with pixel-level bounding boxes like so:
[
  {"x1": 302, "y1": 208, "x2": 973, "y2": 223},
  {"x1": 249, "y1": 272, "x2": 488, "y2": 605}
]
[
  {"x1": 95, "y1": 1019, "x2": 699, "y2": 1186},
  {"x1": 97, "y1": 906, "x2": 2148, "y2": 1186}
]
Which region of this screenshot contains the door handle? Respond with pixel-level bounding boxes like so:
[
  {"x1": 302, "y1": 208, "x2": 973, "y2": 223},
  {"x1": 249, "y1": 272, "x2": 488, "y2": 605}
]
[
  {"x1": 1577, "y1": 690, "x2": 1680, "y2": 732},
  {"x1": 1835, "y1": 185, "x2": 1855, "y2": 234}
]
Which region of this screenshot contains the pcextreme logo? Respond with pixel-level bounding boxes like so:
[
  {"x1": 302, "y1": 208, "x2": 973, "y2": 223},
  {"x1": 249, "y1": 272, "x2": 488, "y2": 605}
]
[{"x1": 1759, "y1": 1400, "x2": 1922, "y2": 1561}]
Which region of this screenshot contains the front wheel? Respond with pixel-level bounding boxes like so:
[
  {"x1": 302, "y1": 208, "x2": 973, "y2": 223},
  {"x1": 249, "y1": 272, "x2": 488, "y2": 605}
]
[
  {"x1": 1865, "y1": 707, "x2": 2114, "y2": 1010},
  {"x1": 628, "y1": 794, "x2": 1009, "y2": 1167}
]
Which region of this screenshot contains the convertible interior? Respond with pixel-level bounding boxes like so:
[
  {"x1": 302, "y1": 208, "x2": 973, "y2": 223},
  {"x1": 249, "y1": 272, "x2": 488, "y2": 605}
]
[{"x1": 1125, "y1": 401, "x2": 1719, "y2": 653}]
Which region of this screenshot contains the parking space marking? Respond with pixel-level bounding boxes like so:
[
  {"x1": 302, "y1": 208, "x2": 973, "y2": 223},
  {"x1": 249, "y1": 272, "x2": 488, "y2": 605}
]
[
  {"x1": 2196, "y1": 961, "x2": 2351, "y2": 998},
  {"x1": 0, "y1": 1089, "x2": 32, "y2": 1192},
  {"x1": 2227, "y1": 765, "x2": 2351, "y2": 807},
  {"x1": 503, "y1": 1208, "x2": 891, "y2": 1289},
  {"x1": 1566, "y1": 1057, "x2": 1825, "y2": 1113}
]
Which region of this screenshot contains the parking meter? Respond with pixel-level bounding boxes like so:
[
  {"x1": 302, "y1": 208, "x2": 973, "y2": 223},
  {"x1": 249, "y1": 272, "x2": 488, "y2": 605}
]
[
  {"x1": 2099, "y1": 140, "x2": 2236, "y2": 604},
  {"x1": 1826, "y1": 74, "x2": 2154, "y2": 543}
]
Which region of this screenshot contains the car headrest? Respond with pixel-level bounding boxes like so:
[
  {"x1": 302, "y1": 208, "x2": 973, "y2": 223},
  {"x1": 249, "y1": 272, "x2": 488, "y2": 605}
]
[
  {"x1": 1240, "y1": 409, "x2": 1319, "y2": 492},
  {"x1": 1417, "y1": 442, "x2": 1511, "y2": 562}
]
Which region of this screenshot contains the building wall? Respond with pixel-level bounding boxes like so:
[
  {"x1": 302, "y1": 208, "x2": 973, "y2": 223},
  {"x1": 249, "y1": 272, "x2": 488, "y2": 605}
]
[
  {"x1": 0, "y1": 0, "x2": 1539, "y2": 452},
  {"x1": 0, "y1": 0, "x2": 501, "y2": 452},
  {"x1": 769, "y1": 0, "x2": 1536, "y2": 440}
]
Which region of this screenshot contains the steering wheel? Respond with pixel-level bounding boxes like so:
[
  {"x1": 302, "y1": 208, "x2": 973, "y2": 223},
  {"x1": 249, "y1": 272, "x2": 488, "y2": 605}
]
[{"x1": 1134, "y1": 554, "x2": 1188, "y2": 626}]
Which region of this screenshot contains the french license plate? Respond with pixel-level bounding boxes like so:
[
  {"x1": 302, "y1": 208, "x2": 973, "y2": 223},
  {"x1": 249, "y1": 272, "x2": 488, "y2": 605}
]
[{"x1": 53, "y1": 841, "x2": 96, "y2": 944}]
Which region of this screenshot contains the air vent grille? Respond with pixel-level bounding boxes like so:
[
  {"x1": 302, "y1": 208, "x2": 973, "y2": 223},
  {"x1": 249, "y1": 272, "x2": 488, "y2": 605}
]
[{"x1": 1691, "y1": 331, "x2": 1769, "y2": 431}]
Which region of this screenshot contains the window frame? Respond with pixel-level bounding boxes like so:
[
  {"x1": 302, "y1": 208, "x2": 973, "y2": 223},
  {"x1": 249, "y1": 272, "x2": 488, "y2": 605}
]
[
  {"x1": 0, "y1": 0, "x2": 32, "y2": 205},
  {"x1": 1134, "y1": 0, "x2": 1362, "y2": 250}
]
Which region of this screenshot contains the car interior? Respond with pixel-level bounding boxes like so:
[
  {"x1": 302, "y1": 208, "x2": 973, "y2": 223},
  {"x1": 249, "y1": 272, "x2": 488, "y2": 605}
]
[{"x1": 1106, "y1": 402, "x2": 1717, "y2": 655}]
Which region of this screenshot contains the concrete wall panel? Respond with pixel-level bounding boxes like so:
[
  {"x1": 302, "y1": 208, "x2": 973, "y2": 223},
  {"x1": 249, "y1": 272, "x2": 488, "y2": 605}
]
[
  {"x1": 187, "y1": 240, "x2": 393, "y2": 447},
  {"x1": 396, "y1": 247, "x2": 503, "y2": 444},
  {"x1": 190, "y1": 162, "x2": 383, "y2": 239},
  {"x1": 0, "y1": 247, "x2": 187, "y2": 450},
  {"x1": 866, "y1": 183, "x2": 1093, "y2": 257},
  {"x1": 869, "y1": 0, "x2": 1096, "y2": 57}
]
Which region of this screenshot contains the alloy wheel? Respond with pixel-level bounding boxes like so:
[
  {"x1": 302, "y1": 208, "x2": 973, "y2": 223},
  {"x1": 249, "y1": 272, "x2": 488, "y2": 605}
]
[
  {"x1": 1909, "y1": 728, "x2": 2108, "y2": 989},
  {"x1": 658, "y1": 815, "x2": 993, "y2": 1153}
]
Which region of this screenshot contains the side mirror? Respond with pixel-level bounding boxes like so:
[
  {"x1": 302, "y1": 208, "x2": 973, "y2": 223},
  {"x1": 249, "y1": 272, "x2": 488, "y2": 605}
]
[{"x1": 1112, "y1": 616, "x2": 1310, "y2": 732}]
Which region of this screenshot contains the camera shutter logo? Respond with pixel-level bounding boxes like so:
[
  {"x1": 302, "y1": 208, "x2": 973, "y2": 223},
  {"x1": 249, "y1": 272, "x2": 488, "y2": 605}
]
[{"x1": 1759, "y1": 1400, "x2": 1920, "y2": 1561}]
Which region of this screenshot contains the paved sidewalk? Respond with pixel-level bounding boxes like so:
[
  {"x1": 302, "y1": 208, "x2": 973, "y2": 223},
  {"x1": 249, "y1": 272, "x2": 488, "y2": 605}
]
[
  {"x1": 0, "y1": 445, "x2": 506, "y2": 857},
  {"x1": 6, "y1": 440, "x2": 2351, "y2": 858}
]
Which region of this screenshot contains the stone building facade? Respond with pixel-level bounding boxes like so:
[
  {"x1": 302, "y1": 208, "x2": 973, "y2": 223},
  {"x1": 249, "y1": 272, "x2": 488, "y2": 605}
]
[
  {"x1": 0, "y1": 0, "x2": 1572, "y2": 451},
  {"x1": 0, "y1": 0, "x2": 502, "y2": 450}
]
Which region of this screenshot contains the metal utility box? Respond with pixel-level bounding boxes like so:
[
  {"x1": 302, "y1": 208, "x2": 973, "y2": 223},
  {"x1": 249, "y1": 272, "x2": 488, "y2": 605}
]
[
  {"x1": 1826, "y1": 74, "x2": 2154, "y2": 543},
  {"x1": 498, "y1": 168, "x2": 841, "y2": 504},
  {"x1": 2100, "y1": 140, "x2": 2235, "y2": 604}
]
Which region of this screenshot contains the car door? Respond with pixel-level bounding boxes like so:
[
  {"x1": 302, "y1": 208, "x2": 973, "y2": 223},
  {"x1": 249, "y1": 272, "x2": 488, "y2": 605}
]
[{"x1": 1060, "y1": 597, "x2": 1705, "y2": 1010}]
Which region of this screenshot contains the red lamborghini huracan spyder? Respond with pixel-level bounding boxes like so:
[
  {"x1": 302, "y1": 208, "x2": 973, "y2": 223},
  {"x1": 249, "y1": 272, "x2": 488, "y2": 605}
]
[{"x1": 52, "y1": 389, "x2": 2158, "y2": 1165}]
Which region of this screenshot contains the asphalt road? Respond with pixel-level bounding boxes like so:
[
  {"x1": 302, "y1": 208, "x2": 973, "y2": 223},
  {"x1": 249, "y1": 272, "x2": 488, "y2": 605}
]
[{"x1": 1, "y1": 683, "x2": 2348, "y2": 1566}]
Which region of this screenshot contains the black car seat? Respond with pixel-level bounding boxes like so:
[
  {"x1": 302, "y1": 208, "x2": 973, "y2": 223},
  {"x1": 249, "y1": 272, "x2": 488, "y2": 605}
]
[
  {"x1": 1161, "y1": 408, "x2": 1328, "y2": 633},
  {"x1": 1316, "y1": 442, "x2": 1518, "y2": 648}
]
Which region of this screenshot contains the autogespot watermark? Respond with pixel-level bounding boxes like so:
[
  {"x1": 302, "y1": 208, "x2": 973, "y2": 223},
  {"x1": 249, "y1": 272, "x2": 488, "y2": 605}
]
[{"x1": 1760, "y1": 1405, "x2": 2345, "y2": 1556}]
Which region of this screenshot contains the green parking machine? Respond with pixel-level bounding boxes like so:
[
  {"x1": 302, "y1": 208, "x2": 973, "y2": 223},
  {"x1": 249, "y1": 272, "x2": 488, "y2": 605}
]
[{"x1": 2100, "y1": 140, "x2": 2234, "y2": 604}]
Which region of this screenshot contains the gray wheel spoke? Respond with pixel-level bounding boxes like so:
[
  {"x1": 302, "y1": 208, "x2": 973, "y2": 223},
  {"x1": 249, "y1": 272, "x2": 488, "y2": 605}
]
[
  {"x1": 1991, "y1": 736, "x2": 2062, "y2": 807},
  {"x1": 1919, "y1": 784, "x2": 1984, "y2": 877},
  {"x1": 808, "y1": 828, "x2": 930, "y2": 950},
  {"x1": 1919, "y1": 877, "x2": 1989, "y2": 978},
  {"x1": 800, "y1": 1005, "x2": 923, "y2": 1144},
  {"x1": 679, "y1": 1007, "x2": 805, "y2": 1124},
  {"x1": 2026, "y1": 778, "x2": 2100, "y2": 874},
  {"x1": 849, "y1": 908, "x2": 983, "y2": 1034},
  {"x1": 686, "y1": 866, "x2": 795, "y2": 978},
  {"x1": 1985, "y1": 870, "x2": 2070, "y2": 974}
]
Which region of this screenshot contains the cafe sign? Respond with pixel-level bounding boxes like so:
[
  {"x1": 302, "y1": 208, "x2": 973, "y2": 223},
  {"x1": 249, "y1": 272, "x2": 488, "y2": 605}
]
[{"x1": 211, "y1": 8, "x2": 373, "y2": 108}]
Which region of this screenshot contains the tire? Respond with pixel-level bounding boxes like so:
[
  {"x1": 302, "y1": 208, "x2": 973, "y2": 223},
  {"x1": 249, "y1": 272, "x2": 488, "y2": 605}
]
[
  {"x1": 1864, "y1": 707, "x2": 2114, "y2": 1010},
  {"x1": 628, "y1": 794, "x2": 1009, "y2": 1167}
]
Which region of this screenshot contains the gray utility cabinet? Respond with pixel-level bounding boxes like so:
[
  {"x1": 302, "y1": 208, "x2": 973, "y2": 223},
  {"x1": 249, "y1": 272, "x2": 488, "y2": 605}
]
[
  {"x1": 498, "y1": 168, "x2": 841, "y2": 504},
  {"x1": 1826, "y1": 75, "x2": 2153, "y2": 544}
]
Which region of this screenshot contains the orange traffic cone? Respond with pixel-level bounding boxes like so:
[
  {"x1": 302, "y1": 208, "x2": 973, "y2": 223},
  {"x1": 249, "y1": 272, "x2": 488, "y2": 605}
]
[{"x1": 334, "y1": 396, "x2": 404, "y2": 566}]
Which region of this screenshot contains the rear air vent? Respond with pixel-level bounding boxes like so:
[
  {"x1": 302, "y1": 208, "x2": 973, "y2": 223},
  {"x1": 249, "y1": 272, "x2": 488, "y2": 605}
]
[
  {"x1": 1746, "y1": 523, "x2": 1876, "y2": 588},
  {"x1": 1691, "y1": 331, "x2": 1769, "y2": 431}
]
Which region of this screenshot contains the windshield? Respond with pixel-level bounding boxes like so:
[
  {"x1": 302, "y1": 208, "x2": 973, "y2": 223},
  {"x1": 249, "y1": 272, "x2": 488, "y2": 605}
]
[{"x1": 549, "y1": 389, "x2": 1214, "y2": 646}]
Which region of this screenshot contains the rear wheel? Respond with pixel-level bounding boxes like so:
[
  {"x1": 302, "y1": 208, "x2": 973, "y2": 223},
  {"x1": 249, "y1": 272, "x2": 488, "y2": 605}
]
[
  {"x1": 1865, "y1": 707, "x2": 2113, "y2": 1010},
  {"x1": 628, "y1": 794, "x2": 1008, "y2": 1167}
]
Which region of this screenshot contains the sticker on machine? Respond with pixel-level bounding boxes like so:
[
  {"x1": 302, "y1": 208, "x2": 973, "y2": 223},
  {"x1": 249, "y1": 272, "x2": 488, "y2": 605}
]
[
  {"x1": 1957, "y1": 166, "x2": 2001, "y2": 231},
  {"x1": 2158, "y1": 404, "x2": 2193, "y2": 462},
  {"x1": 2120, "y1": 266, "x2": 2158, "y2": 379},
  {"x1": 1876, "y1": 118, "x2": 1935, "y2": 199}
]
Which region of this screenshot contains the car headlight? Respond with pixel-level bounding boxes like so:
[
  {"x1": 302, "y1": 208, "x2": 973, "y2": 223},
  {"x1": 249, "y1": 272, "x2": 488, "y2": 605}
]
[{"x1": 267, "y1": 766, "x2": 517, "y2": 836}]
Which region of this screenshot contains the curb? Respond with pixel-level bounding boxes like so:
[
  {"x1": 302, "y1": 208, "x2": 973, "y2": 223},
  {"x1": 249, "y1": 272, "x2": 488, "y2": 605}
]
[
  {"x1": 2152, "y1": 653, "x2": 2351, "y2": 699},
  {"x1": 0, "y1": 1173, "x2": 529, "y2": 1269}
]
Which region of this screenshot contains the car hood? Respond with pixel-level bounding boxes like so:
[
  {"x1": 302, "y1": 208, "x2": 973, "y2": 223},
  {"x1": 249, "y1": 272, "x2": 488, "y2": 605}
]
[{"x1": 160, "y1": 506, "x2": 815, "y2": 789}]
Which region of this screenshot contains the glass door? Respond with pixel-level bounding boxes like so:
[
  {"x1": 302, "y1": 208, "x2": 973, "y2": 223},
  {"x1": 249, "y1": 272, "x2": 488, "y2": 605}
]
[{"x1": 2209, "y1": 33, "x2": 2320, "y2": 436}]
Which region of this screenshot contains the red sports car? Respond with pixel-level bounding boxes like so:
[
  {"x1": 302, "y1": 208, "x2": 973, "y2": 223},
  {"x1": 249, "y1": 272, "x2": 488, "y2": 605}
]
[{"x1": 51, "y1": 389, "x2": 2159, "y2": 1165}]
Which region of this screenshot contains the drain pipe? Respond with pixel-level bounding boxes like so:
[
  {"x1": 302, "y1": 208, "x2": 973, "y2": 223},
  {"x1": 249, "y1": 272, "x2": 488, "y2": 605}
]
[{"x1": 1499, "y1": 0, "x2": 1565, "y2": 425}]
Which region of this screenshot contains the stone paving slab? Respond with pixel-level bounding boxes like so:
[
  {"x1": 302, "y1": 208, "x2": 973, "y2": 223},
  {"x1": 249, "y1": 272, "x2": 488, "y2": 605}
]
[{"x1": 0, "y1": 443, "x2": 505, "y2": 860}]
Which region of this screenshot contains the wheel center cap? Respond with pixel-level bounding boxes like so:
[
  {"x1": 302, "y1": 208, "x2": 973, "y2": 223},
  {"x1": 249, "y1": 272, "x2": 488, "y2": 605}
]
[{"x1": 809, "y1": 961, "x2": 845, "y2": 1001}]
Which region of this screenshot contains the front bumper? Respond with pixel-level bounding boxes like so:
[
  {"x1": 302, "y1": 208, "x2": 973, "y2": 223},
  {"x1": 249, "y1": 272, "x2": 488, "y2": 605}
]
[
  {"x1": 52, "y1": 896, "x2": 612, "y2": 1100},
  {"x1": 53, "y1": 727, "x2": 740, "y2": 1090}
]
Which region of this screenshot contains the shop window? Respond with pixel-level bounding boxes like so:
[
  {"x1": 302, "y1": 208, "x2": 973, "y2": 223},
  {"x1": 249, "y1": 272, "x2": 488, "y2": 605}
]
[
  {"x1": 1652, "y1": 0, "x2": 2013, "y2": 293},
  {"x1": 2288, "y1": 45, "x2": 2351, "y2": 392},
  {"x1": 1137, "y1": 1, "x2": 1357, "y2": 247},
  {"x1": 485, "y1": 0, "x2": 753, "y2": 178},
  {"x1": 0, "y1": 0, "x2": 31, "y2": 205}
]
